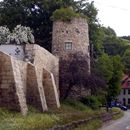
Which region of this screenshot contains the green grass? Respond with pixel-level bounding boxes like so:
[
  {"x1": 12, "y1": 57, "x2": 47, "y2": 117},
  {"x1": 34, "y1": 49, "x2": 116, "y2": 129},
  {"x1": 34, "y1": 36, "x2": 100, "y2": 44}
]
[
  {"x1": 75, "y1": 119, "x2": 102, "y2": 130},
  {"x1": 0, "y1": 108, "x2": 59, "y2": 130},
  {"x1": 62, "y1": 99, "x2": 90, "y2": 111},
  {"x1": 111, "y1": 107, "x2": 124, "y2": 120},
  {"x1": 111, "y1": 107, "x2": 122, "y2": 113},
  {"x1": 0, "y1": 102, "x2": 124, "y2": 130},
  {"x1": 74, "y1": 107, "x2": 124, "y2": 130}
]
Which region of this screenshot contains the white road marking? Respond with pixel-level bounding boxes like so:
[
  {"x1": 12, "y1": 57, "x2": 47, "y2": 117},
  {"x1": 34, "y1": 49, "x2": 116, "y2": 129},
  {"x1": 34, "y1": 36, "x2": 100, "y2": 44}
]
[{"x1": 126, "y1": 126, "x2": 130, "y2": 129}]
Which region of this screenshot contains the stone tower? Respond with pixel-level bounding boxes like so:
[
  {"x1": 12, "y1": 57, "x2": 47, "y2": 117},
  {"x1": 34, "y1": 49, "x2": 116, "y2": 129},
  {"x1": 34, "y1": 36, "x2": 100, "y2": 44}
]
[
  {"x1": 52, "y1": 18, "x2": 90, "y2": 67},
  {"x1": 52, "y1": 18, "x2": 91, "y2": 98}
]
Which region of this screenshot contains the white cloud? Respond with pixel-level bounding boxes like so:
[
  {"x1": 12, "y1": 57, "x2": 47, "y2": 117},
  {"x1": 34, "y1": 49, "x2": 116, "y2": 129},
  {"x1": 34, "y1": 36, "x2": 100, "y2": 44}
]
[{"x1": 92, "y1": 0, "x2": 130, "y2": 36}]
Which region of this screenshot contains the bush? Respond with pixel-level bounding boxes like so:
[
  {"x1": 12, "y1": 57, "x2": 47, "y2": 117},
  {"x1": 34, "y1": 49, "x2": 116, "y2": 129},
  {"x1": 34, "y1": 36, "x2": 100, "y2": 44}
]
[
  {"x1": 62, "y1": 99, "x2": 87, "y2": 111},
  {"x1": 80, "y1": 96, "x2": 101, "y2": 109}
]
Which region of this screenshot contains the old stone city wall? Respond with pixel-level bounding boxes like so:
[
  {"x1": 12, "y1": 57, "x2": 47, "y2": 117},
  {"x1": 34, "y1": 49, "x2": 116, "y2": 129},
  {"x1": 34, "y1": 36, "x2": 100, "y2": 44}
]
[
  {"x1": 0, "y1": 52, "x2": 28, "y2": 115},
  {"x1": 0, "y1": 44, "x2": 60, "y2": 115},
  {"x1": 25, "y1": 44, "x2": 59, "y2": 90}
]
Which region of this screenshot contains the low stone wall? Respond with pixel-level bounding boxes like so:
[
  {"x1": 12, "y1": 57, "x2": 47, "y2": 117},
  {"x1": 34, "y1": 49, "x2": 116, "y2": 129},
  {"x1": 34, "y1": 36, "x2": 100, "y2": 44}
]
[{"x1": 48, "y1": 112, "x2": 120, "y2": 130}]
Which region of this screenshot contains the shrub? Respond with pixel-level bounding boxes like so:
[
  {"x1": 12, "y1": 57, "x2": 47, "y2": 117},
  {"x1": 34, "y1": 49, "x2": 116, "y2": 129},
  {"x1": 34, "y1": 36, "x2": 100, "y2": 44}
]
[
  {"x1": 0, "y1": 26, "x2": 10, "y2": 44},
  {"x1": 80, "y1": 96, "x2": 101, "y2": 109},
  {"x1": 7, "y1": 25, "x2": 35, "y2": 44},
  {"x1": 62, "y1": 99, "x2": 87, "y2": 111},
  {"x1": 51, "y1": 7, "x2": 87, "y2": 21},
  {"x1": 0, "y1": 25, "x2": 34, "y2": 45}
]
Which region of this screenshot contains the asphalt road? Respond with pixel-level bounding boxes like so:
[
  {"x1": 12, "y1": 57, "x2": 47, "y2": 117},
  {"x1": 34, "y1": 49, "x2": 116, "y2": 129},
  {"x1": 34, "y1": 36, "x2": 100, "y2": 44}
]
[{"x1": 99, "y1": 110, "x2": 130, "y2": 130}]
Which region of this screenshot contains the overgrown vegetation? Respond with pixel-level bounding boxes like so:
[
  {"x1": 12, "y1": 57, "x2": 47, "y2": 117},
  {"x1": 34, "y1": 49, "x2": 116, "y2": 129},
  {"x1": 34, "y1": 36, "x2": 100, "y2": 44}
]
[
  {"x1": 0, "y1": 100, "x2": 123, "y2": 130},
  {"x1": 0, "y1": 108, "x2": 59, "y2": 130},
  {"x1": 80, "y1": 96, "x2": 102, "y2": 109},
  {"x1": 51, "y1": 7, "x2": 87, "y2": 21},
  {"x1": 59, "y1": 53, "x2": 90, "y2": 99},
  {"x1": 0, "y1": 102, "x2": 95, "y2": 130},
  {"x1": 112, "y1": 107, "x2": 124, "y2": 120},
  {"x1": 75, "y1": 107, "x2": 123, "y2": 130}
]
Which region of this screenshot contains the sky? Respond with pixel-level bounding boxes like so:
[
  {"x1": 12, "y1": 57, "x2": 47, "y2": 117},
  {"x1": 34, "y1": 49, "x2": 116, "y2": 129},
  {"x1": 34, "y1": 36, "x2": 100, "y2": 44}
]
[
  {"x1": 0, "y1": 0, "x2": 129, "y2": 36},
  {"x1": 90, "y1": 0, "x2": 130, "y2": 36}
]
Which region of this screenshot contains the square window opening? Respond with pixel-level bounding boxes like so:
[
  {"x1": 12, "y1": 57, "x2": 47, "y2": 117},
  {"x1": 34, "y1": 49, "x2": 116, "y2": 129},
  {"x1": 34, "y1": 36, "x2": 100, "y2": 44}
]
[{"x1": 65, "y1": 42, "x2": 72, "y2": 50}]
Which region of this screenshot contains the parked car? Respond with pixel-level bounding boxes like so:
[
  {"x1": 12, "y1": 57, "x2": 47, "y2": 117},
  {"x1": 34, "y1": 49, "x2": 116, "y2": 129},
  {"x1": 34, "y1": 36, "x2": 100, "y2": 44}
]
[
  {"x1": 120, "y1": 105, "x2": 128, "y2": 111},
  {"x1": 111, "y1": 102, "x2": 128, "y2": 111}
]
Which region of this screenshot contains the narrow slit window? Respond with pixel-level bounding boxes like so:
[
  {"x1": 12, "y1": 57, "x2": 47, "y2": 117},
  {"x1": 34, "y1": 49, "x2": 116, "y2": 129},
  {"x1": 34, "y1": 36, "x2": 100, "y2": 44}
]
[{"x1": 65, "y1": 42, "x2": 72, "y2": 50}]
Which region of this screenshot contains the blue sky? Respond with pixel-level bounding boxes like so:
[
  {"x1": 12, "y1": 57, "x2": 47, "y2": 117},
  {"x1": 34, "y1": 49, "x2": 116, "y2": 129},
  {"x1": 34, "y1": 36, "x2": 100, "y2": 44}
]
[{"x1": 91, "y1": 0, "x2": 130, "y2": 36}]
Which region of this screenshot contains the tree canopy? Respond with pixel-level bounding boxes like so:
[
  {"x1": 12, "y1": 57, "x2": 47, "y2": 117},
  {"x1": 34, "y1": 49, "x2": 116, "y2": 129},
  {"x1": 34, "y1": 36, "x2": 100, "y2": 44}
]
[
  {"x1": 0, "y1": 0, "x2": 99, "y2": 52},
  {"x1": 94, "y1": 54, "x2": 124, "y2": 103},
  {"x1": 0, "y1": 0, "x2": 129, "y2": 104},
  {"x1": 107, "y1": 55, "x2": 124, "y2": 102}
]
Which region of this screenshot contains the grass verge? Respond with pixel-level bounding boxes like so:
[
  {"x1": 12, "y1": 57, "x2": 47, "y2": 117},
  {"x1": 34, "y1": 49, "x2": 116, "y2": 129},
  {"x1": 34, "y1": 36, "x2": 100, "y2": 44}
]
[
  {"x1": 75, "y1": 119, "x2": 102, "y2": 130},
  {"x1": 0, "y1": 101, "x2": 124, "y2": 130},
  {"x1": 74, "y1": 107, "x2": 124, "y2": 130},
  {"x1": 111, "y1": 107, "x2": 124, "y2": 120}
]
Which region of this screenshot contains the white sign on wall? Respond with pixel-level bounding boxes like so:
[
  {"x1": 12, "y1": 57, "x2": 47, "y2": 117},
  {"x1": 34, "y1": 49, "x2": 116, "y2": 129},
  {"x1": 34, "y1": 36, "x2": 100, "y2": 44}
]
[{"x1": 0, "y1": 45, "x2": 25, "y2": 60}]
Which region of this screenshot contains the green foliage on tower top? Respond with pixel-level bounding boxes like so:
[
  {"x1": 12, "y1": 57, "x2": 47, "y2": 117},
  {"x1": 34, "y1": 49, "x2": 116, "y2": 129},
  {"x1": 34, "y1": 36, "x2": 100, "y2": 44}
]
[{"x1": 51, "y1": 7, "x2": 87, "y2": 21}]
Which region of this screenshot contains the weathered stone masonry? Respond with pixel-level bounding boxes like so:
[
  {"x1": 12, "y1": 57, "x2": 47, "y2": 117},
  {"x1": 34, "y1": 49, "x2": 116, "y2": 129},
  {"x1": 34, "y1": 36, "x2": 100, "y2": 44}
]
[
  {"x1": 0, "y1": 17, "x2": 91, "y2": 113},
  {"x1": 52, "y1": 18, "x2": 91, "y2": 98},
  {"x1": 52, "y1": 18, "x2": 90, "y2": 61},
  {"x1": 0, "y1": 44, "x2": 60, "y2": 115},
  {"x1": 0, "y1": 52, "x2": 28, "y2": 115},
  {"x1": 25, "y1": 44, "x2": 59, "y2": 90},
  {"x1": 26, "y1": 63, "x2": 48, "y2": 112}
]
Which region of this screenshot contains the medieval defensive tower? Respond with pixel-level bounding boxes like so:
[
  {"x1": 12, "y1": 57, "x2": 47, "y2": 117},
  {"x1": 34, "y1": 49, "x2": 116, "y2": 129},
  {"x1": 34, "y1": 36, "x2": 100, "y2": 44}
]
[
  {"x1": 52, "y1": 17, "x2": 91, "y2": 98},
  {"x1": 52, "y1": 18, "x2": 90, "y2": 71}
]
